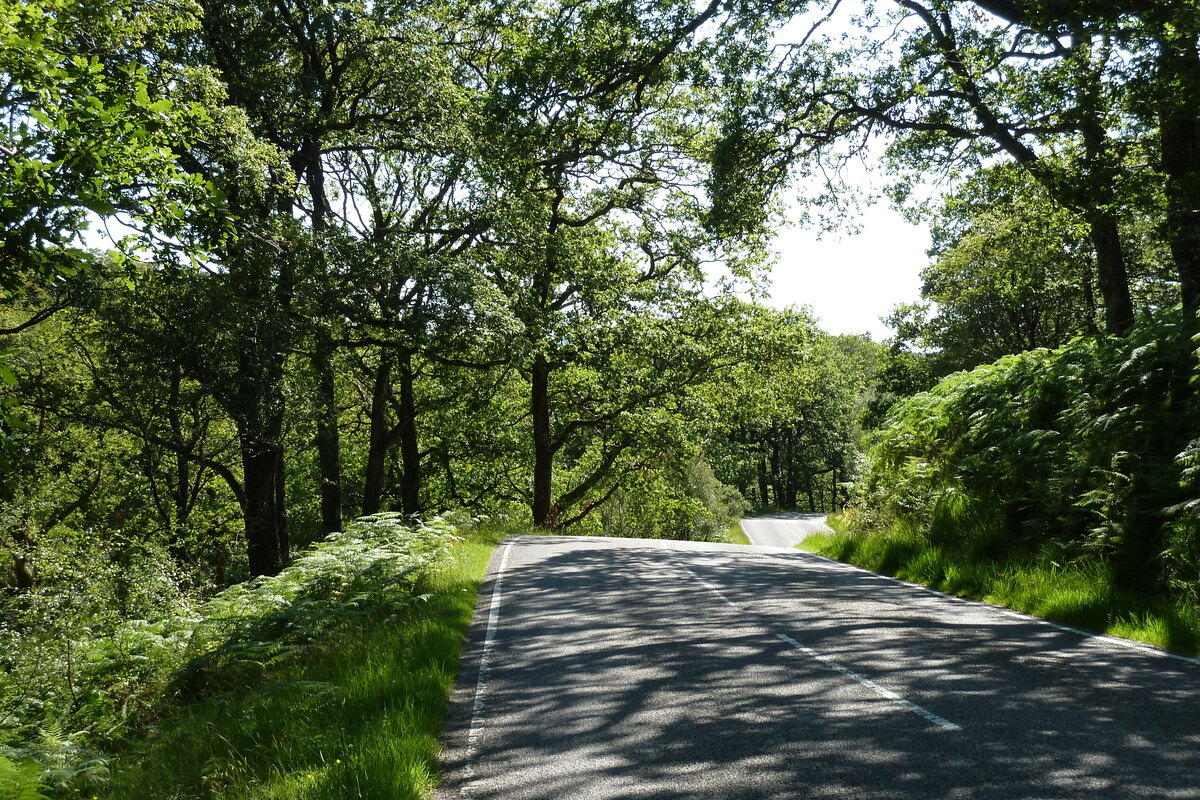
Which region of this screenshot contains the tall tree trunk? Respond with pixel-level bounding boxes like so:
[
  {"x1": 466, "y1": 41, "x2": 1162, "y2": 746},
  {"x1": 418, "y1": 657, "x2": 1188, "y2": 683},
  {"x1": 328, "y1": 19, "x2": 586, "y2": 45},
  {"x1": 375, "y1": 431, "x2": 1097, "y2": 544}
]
[
  {"x1": 1087, "y1": 212, "x2": 1135, "y2": 335},
  {"x1": 1081, "y1": 255, "x2": 1100, "y2": 334},
  {"x1": 783, "y1": 432, "x2": 797, "y2": 508},
  {"x1": 313, "y1": 335, "x2": 342, "y2": 533},
  {"x1": 1158, "y1": 24, "x2": 1200, "y2": 315},
  {"x1": 531, "y1": 354, "x2": 554, "y2": 527},
  {"x1": 757, "y1": 451, "x2": 770, "y2": 507},
  {"x1": 241, "y1": 435, "x2": 288, "y2": 576},
  {"x1": 362, "y1": 351, "x2": 392, "y2": 516},
  {"x1": 395, "y1": 349, "x2": 421, "y2": 516},
  {"x1": 769, "y1": 438, "x2": 783, "y2": 508}
]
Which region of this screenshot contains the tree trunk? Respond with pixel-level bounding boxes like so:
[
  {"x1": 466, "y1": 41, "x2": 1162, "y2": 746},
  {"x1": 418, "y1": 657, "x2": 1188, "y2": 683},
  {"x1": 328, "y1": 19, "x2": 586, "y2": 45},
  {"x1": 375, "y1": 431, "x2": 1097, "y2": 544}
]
[
  {"x1": 531, "y1": 354, "x2": 554, "y2": 527},
  {"x1": 1158, "y1": 28, "x2": 1200, "y2": 315},
  {"x1": 783, "y1": 432, "x2": 797, "y2": 508},
  {"x1": 241, "y1": 436, "x2": 288, "y2": 576},
  {"x1": 313, "y1": 335, "x2": 342, "y2": 533},
  {"x1": 167, "y1": 368, "x2": 190, "y2": 529},
  {"x1": 757, "y1": 452, "x2": 770, "y2": 507},
  {"x1": 769, "y1": 439, "x2": 783, "y2": 508},
  {"x1": 395, "y1": 349, "x2": 421, "y2": 516},
  {"x1": 362, "y1": 351, "x2": 392, "y2": 516},
  {"x1": 13, "y1": 556, "x2": 34, "y2": 590},
  {"x1": 1087, "y1": 212, "x2": 1135, "y2": 335}
]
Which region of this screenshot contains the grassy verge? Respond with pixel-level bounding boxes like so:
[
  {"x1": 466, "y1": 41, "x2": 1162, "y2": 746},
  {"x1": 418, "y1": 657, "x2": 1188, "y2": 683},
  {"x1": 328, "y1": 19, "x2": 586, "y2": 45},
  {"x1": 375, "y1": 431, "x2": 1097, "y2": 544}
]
[
  {"x1": 101, "y1": 523, "x2": 517, "y2": 800},
  {"x1": 726, "y1": 521, "x2": 751, "y2": 545},
  {"x1": 800, "y1": 514, "x2": 1200, "y2": 657}
]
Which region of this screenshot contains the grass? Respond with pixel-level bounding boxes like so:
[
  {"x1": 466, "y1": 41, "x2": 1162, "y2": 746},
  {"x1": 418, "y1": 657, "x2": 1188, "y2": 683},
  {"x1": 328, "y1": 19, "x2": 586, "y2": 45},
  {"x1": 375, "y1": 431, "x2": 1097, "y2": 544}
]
[
  {"x1": 800, "y1": 513, "x2": 1200, "y2": 657},
  {"x1": 100, "y1": 523, "x2": 517, "y2": 800},
  {"x1": 726, "y1": 521, "x2": 751, "y2": 545}
]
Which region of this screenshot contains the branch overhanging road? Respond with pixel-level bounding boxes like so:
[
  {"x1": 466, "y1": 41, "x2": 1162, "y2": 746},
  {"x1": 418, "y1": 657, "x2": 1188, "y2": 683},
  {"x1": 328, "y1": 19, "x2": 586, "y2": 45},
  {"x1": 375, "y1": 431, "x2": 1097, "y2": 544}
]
[{"x1": 438, "y1": 536, "x2": 1200, "y2": 799}]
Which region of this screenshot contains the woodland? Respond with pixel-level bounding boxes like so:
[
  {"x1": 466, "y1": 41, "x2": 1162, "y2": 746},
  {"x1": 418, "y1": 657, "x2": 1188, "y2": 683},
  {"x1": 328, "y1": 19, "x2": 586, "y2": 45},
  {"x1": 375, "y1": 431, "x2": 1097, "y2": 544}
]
[{"x1": 2, "y1": 0, "x2": 1200, "y2": 796}]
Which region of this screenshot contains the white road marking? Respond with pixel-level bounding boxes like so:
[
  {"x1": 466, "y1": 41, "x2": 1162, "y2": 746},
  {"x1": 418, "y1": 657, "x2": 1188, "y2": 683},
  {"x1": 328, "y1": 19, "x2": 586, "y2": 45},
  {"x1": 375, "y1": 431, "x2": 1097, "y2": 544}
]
[
  {"x1": 682, "y1": 560, "x2": 962, "y2": 733},
  {"x1": 791, "y1": 550, "x2": 1200, "y2": 668},
  {"x1": 775, "y1": 633, "x2": 962, "y2": 731},
  {"x1": 462, "y1": 541, "x2": 513, "y2": 789},
  {"x1": 680, "y1": 565, "x2": 740, "y2": 610}
]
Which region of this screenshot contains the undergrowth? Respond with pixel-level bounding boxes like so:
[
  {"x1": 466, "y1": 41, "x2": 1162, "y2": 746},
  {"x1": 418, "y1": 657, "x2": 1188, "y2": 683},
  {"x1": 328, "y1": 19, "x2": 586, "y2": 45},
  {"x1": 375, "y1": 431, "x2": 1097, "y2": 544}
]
[
  {"x1": 727, "y1": 522, "x2": 751, "y2": 545},
  {"x1": 0, "y1": 515, "x2": 513, "y2": 799},
  {"x1": 822, "y1": 314, "x2": 1200, "y2": 655},
  {"x1": 804, "y1": 510, "x2": 1200, "y2": 655}
]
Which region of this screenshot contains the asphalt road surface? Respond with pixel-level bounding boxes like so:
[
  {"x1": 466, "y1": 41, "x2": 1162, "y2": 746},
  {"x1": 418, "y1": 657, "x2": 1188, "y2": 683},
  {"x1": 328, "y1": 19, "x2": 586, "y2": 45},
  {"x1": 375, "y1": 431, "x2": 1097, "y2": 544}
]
[
  {"x1": 741, "y1": 513, "x2": 833, "y2": 548},
  {"x1": 438, "y1": 536, "x2": 1200, "y2": 799}
]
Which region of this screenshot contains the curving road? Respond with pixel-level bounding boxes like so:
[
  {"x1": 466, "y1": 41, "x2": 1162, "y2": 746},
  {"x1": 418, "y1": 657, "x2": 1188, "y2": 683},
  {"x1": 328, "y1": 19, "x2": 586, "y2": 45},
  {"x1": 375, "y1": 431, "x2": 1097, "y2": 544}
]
[
  {"x1": 438, "y1": 535, "x2": 1200, "y2": 799},
  {"x1": 740, "y1": 512, "x2": 833, "y2": 548}
]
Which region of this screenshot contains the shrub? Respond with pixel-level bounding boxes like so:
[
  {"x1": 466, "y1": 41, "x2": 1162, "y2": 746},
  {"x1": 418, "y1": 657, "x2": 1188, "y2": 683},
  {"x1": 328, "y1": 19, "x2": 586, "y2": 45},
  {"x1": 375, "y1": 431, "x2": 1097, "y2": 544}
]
[
  {"x1": 856, "y1": 313, "x2": 1200, "y2": 596},
  {"x1": 0, "y1": 514, "x2": 458, "y2": 796}
]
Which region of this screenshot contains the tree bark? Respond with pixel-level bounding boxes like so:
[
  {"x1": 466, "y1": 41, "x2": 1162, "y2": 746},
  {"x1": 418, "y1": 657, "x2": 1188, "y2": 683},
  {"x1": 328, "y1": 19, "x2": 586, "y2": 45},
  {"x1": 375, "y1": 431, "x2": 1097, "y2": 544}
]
[
  {"x1": 531, "y1": 354, "x2": 554, "y2": 527},
  {"x1": 395, "y1": 349, "x2": 421, "y2": 516},
  {"x1": 769, "y1": 438, "x2": 783, "y2": 508},
  {"x1": 241, "y1": 435, "x2": 288, "y2": 576},
  {"x1": 1086, "y1": 213, "x2": 1135, "y2": 334},
  {"x1": 313, "y1": 335, "x2": 342, "y2": 533},
  {"x1": 757, "y1": 451, "x2": 770, "y2": 507},
  {"x1": 1157, "y1": 25, "x2": 1200, "y2": 315},
  {"x1": 362, "y1": 351, "x2": 392, "y2": 516}
]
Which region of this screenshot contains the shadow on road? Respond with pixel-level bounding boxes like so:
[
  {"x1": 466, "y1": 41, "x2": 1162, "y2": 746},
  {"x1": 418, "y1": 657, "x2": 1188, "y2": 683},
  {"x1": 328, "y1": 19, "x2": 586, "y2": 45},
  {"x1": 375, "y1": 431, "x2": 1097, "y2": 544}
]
[{"x1": 440, "y1": 537, "x2": 1200, "y2": 799}]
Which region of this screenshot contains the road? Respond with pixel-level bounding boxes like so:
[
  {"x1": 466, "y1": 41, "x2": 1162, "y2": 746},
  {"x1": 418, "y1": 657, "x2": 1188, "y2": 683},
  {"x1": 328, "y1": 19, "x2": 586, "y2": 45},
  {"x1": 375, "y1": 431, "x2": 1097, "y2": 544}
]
[
  {"x1": 740, "y1": 513, "x2": 833, "y2": 548},
  {"x1": 438, "y1": 536, "x2": 1200, "y2": 799}
]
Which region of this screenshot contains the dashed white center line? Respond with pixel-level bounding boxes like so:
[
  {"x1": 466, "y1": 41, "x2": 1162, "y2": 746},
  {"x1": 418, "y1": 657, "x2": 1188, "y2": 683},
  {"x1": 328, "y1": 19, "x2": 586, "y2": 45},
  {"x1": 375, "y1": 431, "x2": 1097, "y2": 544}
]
[
  {"x1": 775, "y1": 633, "x2": 962, "y2": 731},
  {"x1": 683, "y1": 560, "x2": 962, "y2": 733},
  {"x1": 680, "y1": 565, "x2": 740, "y2": 609}
]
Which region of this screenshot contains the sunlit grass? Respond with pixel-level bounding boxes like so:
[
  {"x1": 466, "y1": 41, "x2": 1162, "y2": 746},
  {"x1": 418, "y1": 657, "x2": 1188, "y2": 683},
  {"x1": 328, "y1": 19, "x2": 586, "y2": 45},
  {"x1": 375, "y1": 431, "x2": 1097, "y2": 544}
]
[
  {"x1": 801, "y1": 515, "x2": 1200, "y2": 657},
  {"x1": 726, "y1": 521, "x2": 751, "y2": 545},
  {"x1": 102, "y1": 524, "x2": 519, "y2": 800}
]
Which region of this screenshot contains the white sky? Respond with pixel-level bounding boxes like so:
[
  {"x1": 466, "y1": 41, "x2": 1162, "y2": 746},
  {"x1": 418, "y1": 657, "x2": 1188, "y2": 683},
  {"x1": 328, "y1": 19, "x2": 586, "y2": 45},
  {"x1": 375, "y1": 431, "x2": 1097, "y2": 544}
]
[
  {"x1": 759, "y1": 2, "x2": 933, "y2": 342},
  {"x1": 765, "y1": 197, "x2": 930, "y2": 341}
]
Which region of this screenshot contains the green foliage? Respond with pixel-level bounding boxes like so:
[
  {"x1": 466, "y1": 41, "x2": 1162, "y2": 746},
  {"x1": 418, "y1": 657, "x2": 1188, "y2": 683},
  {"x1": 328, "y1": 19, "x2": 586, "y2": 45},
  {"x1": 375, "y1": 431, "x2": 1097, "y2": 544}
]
[
  {"x1": 599, "y1": 455, "x2": 748, "y2": 542},
  {"x1": 806, "y1": 511, "x2": 1200, "y2": 656},
  {"x1": 100, "y1": 521, "x2": 503, "y2": 800},
  {"x1": 0, "y1": 753, "x2": 48, "y2": 800},
  {"x1": 857, "y1": 313, "x2": 1200, "y2": 598},
  {"x1": 0, "y1": 514, "x2": 459, "y2": 796},
  {"x1": 706, "y1": 308, "x2": 879, "y2": 511},
  {"x1": 885, "y1": 164, "x2": 1176, "y2": 377}
]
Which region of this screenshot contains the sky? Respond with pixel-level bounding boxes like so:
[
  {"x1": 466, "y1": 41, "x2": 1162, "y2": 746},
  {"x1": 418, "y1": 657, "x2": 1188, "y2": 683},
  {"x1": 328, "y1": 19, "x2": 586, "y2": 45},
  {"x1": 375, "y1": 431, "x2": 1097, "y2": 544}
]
[
  {"x1": 765, "y1": 198, "x2": 931, "y2": 342},
  {"x1": 759, "y1": 2, "x2": 933, "y2": 342}
]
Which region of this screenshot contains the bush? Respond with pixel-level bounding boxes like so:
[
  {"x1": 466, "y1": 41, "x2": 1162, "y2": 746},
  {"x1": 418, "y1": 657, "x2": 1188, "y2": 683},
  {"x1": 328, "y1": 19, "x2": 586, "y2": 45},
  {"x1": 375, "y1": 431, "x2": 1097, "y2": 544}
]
[
  {"x1": 856, "y1": 313, "x2": 1200, "y2": 596},
  {"x1": 0, "y1": 514, "x2": 458, "y2": 796}
]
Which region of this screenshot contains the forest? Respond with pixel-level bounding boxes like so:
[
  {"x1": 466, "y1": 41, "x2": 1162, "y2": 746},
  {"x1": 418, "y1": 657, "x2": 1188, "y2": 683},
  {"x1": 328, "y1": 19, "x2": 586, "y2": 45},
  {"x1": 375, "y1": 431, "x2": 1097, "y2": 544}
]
[{"x1": 3, "y1": 0, "x2": 1200, "y2": 797}]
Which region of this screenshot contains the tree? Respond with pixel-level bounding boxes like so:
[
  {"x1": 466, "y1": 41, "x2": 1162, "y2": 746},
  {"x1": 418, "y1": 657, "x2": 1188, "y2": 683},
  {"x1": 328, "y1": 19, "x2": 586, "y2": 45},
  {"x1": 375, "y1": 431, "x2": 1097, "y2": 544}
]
[
  {"x1": 745, "y1": 0, "x2": 1182, "y2": 333},
  {"x1": 462, "y1": 0, "x2": 765, "y2": 528},
  {"x1": 0, "y1": 0, "x2": 216, "y2": 437},
  {"x1": 970, "y1": 0, "x2": 1200, "y2": 315},
  {"x1": 707, "y1": 307, "x2": 876, "y2": 511},
  {"x1": 888, "y1": 163, "x2": 1178, "y2": 375}
]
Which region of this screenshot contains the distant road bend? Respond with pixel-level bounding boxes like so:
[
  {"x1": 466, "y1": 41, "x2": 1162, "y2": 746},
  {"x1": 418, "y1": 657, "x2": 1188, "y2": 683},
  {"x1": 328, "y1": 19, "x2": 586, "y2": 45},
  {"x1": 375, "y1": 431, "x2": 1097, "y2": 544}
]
[
  {"x1": 740, "y1": 512, "x2": 832, "y2": 548},
  {"x1": 438, "y1": 535, "x2": 1200, "y2": 799}
]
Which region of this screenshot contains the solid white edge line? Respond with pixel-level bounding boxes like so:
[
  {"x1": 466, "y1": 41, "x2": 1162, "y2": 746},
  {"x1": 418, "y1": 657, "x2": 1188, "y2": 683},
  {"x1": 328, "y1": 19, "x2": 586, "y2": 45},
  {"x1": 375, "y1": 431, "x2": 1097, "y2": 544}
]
[
  {"x1": 462, "y1": 541, "x2": 514, "y2": 788},
  {"x1": 788, "y1": 549, "x2": 1200, "y2": 668},
  {"x1": 776, "y1": 633, "x2": 962, "y2": 732}
]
